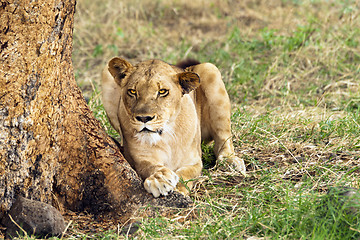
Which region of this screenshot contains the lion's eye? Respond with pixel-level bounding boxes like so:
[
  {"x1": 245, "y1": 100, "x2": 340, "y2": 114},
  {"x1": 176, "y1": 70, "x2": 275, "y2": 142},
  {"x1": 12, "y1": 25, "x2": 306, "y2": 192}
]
[
  {"x1": 158, "y1": 89, "x2": 169, "y2": 97},
  {"x1": 127, "y1": 89, "x2": 136, "y2": 96}
]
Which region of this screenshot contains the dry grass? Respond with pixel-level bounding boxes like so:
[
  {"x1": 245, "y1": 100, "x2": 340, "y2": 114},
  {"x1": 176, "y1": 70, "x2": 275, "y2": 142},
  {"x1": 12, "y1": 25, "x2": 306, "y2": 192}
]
[
  {"x1": 70, "y1": 0, "x2": 360, "y2": 238},
  {"x1": 73, "y1": 0, "x2": 315, "y2": 94}
]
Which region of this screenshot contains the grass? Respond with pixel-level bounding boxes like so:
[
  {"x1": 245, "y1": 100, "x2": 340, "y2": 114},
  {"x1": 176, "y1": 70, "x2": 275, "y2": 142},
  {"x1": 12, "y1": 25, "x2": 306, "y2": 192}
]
[{"x1": 66, "y1": 0, "x2": 360, "y2": 239}]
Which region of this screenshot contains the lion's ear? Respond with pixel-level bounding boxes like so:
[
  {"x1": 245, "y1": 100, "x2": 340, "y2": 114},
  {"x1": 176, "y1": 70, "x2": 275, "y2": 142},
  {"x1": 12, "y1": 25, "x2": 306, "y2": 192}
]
[
  {"x1": 177, "y1": 72, "x2": 200, "y2": 94},
  {"x1": 108, "y1": 57, "x2": 133, "y2": 86}
]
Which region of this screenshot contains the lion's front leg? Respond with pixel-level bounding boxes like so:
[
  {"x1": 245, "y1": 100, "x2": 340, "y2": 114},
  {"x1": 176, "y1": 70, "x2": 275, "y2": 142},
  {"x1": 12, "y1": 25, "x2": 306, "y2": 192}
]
[
  {"x1": 134, "y1": 156, "x2": 202, "y2": 197},
  {"x1": 175, "y1": 162, "x2": 202, "y2": 195},
  {"x1": 133, "y1": 157, "x2": 180, "y2": 197},
  {"x1": 143, "y1": 166, "x2": 179, "y2": 197}
]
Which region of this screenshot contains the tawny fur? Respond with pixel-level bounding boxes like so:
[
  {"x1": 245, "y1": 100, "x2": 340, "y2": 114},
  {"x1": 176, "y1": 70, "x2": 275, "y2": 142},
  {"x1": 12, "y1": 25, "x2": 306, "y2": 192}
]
[{"x1": 101, "y1": 57, "x2": 246, "y2": 197}]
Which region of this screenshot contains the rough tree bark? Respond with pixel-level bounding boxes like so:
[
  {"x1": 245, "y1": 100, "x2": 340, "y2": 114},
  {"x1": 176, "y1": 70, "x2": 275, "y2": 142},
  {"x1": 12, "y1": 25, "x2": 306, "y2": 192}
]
[{"x1": 0, "y1": 0, "x2": 189, "y2": 225}]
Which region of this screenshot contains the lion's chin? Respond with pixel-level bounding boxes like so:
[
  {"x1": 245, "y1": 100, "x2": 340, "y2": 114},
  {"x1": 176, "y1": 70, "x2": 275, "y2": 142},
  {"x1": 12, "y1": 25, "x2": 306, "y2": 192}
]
[{"x1": 134, "y1": 129, "x2": 162, "y2": 145}]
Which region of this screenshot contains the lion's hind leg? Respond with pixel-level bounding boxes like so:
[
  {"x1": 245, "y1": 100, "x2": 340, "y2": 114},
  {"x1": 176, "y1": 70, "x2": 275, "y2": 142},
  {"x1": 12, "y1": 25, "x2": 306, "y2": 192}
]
[{"x1": 191, "y1": 63, "x2": 246, "y2": 175}]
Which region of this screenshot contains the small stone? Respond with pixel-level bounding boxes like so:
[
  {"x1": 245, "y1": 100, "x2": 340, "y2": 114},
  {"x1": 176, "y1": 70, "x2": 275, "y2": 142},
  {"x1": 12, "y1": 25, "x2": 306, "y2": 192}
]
[{"x1": 2, "y1": 196, "x2": 66, "y2": 238}]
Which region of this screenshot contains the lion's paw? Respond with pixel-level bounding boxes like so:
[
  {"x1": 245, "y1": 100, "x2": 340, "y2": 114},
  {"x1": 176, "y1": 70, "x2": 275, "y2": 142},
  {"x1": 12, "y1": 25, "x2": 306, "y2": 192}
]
[
  {"x1": 218, "y1": 155, "x2": 246, "y2": 176},
  {"x1": 144, "y1": 168, "x2": 179, "y2": 197}
]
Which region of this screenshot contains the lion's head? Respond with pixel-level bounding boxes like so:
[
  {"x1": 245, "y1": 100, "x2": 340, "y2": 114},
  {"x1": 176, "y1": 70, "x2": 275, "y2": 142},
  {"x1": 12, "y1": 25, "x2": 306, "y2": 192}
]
[{"x1": 107, "y1": 57, "x2": 200, "y2": 145}]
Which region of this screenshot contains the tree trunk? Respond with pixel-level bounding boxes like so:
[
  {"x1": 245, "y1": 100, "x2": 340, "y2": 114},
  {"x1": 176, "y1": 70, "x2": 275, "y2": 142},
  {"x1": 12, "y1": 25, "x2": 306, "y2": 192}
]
[{"x1": 0, "y1": 0, "x2": 155, "y2": 222}]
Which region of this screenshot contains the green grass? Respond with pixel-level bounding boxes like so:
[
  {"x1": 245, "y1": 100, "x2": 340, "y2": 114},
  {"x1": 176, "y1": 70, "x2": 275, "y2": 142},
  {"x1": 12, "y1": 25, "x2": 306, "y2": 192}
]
[
  {"x1": 136, "y1": 178, "x2": 360, "y2": 239},
  {"x1": 65, "y1": 0, "x2": 360, "y2": 239}
]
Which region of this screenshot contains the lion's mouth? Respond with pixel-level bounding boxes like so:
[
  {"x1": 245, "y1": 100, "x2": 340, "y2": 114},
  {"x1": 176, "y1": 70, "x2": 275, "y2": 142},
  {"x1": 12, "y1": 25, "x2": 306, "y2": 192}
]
[{"x1": 140, "y1": 127, "x2": 163, "y2": 135}]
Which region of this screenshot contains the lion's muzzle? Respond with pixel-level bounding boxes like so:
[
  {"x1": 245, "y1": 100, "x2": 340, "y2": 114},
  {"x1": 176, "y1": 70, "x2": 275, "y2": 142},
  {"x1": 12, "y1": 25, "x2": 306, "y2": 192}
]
[{"x1": 135, "y1": 115, "x2": 155, "y2": 123}]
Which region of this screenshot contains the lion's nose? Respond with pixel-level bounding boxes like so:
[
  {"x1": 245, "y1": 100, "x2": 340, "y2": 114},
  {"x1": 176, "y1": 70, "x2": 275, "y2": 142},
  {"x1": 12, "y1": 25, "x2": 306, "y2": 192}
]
[{"x1": 136, "y1": 116, "x2": 155, "y2": 123}]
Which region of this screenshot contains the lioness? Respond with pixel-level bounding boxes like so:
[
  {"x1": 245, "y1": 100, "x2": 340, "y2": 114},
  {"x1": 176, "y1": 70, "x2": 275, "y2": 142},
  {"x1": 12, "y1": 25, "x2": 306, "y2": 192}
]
[{"x1": 101, "y1": 57, "x2": 245, "y2": 197}]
